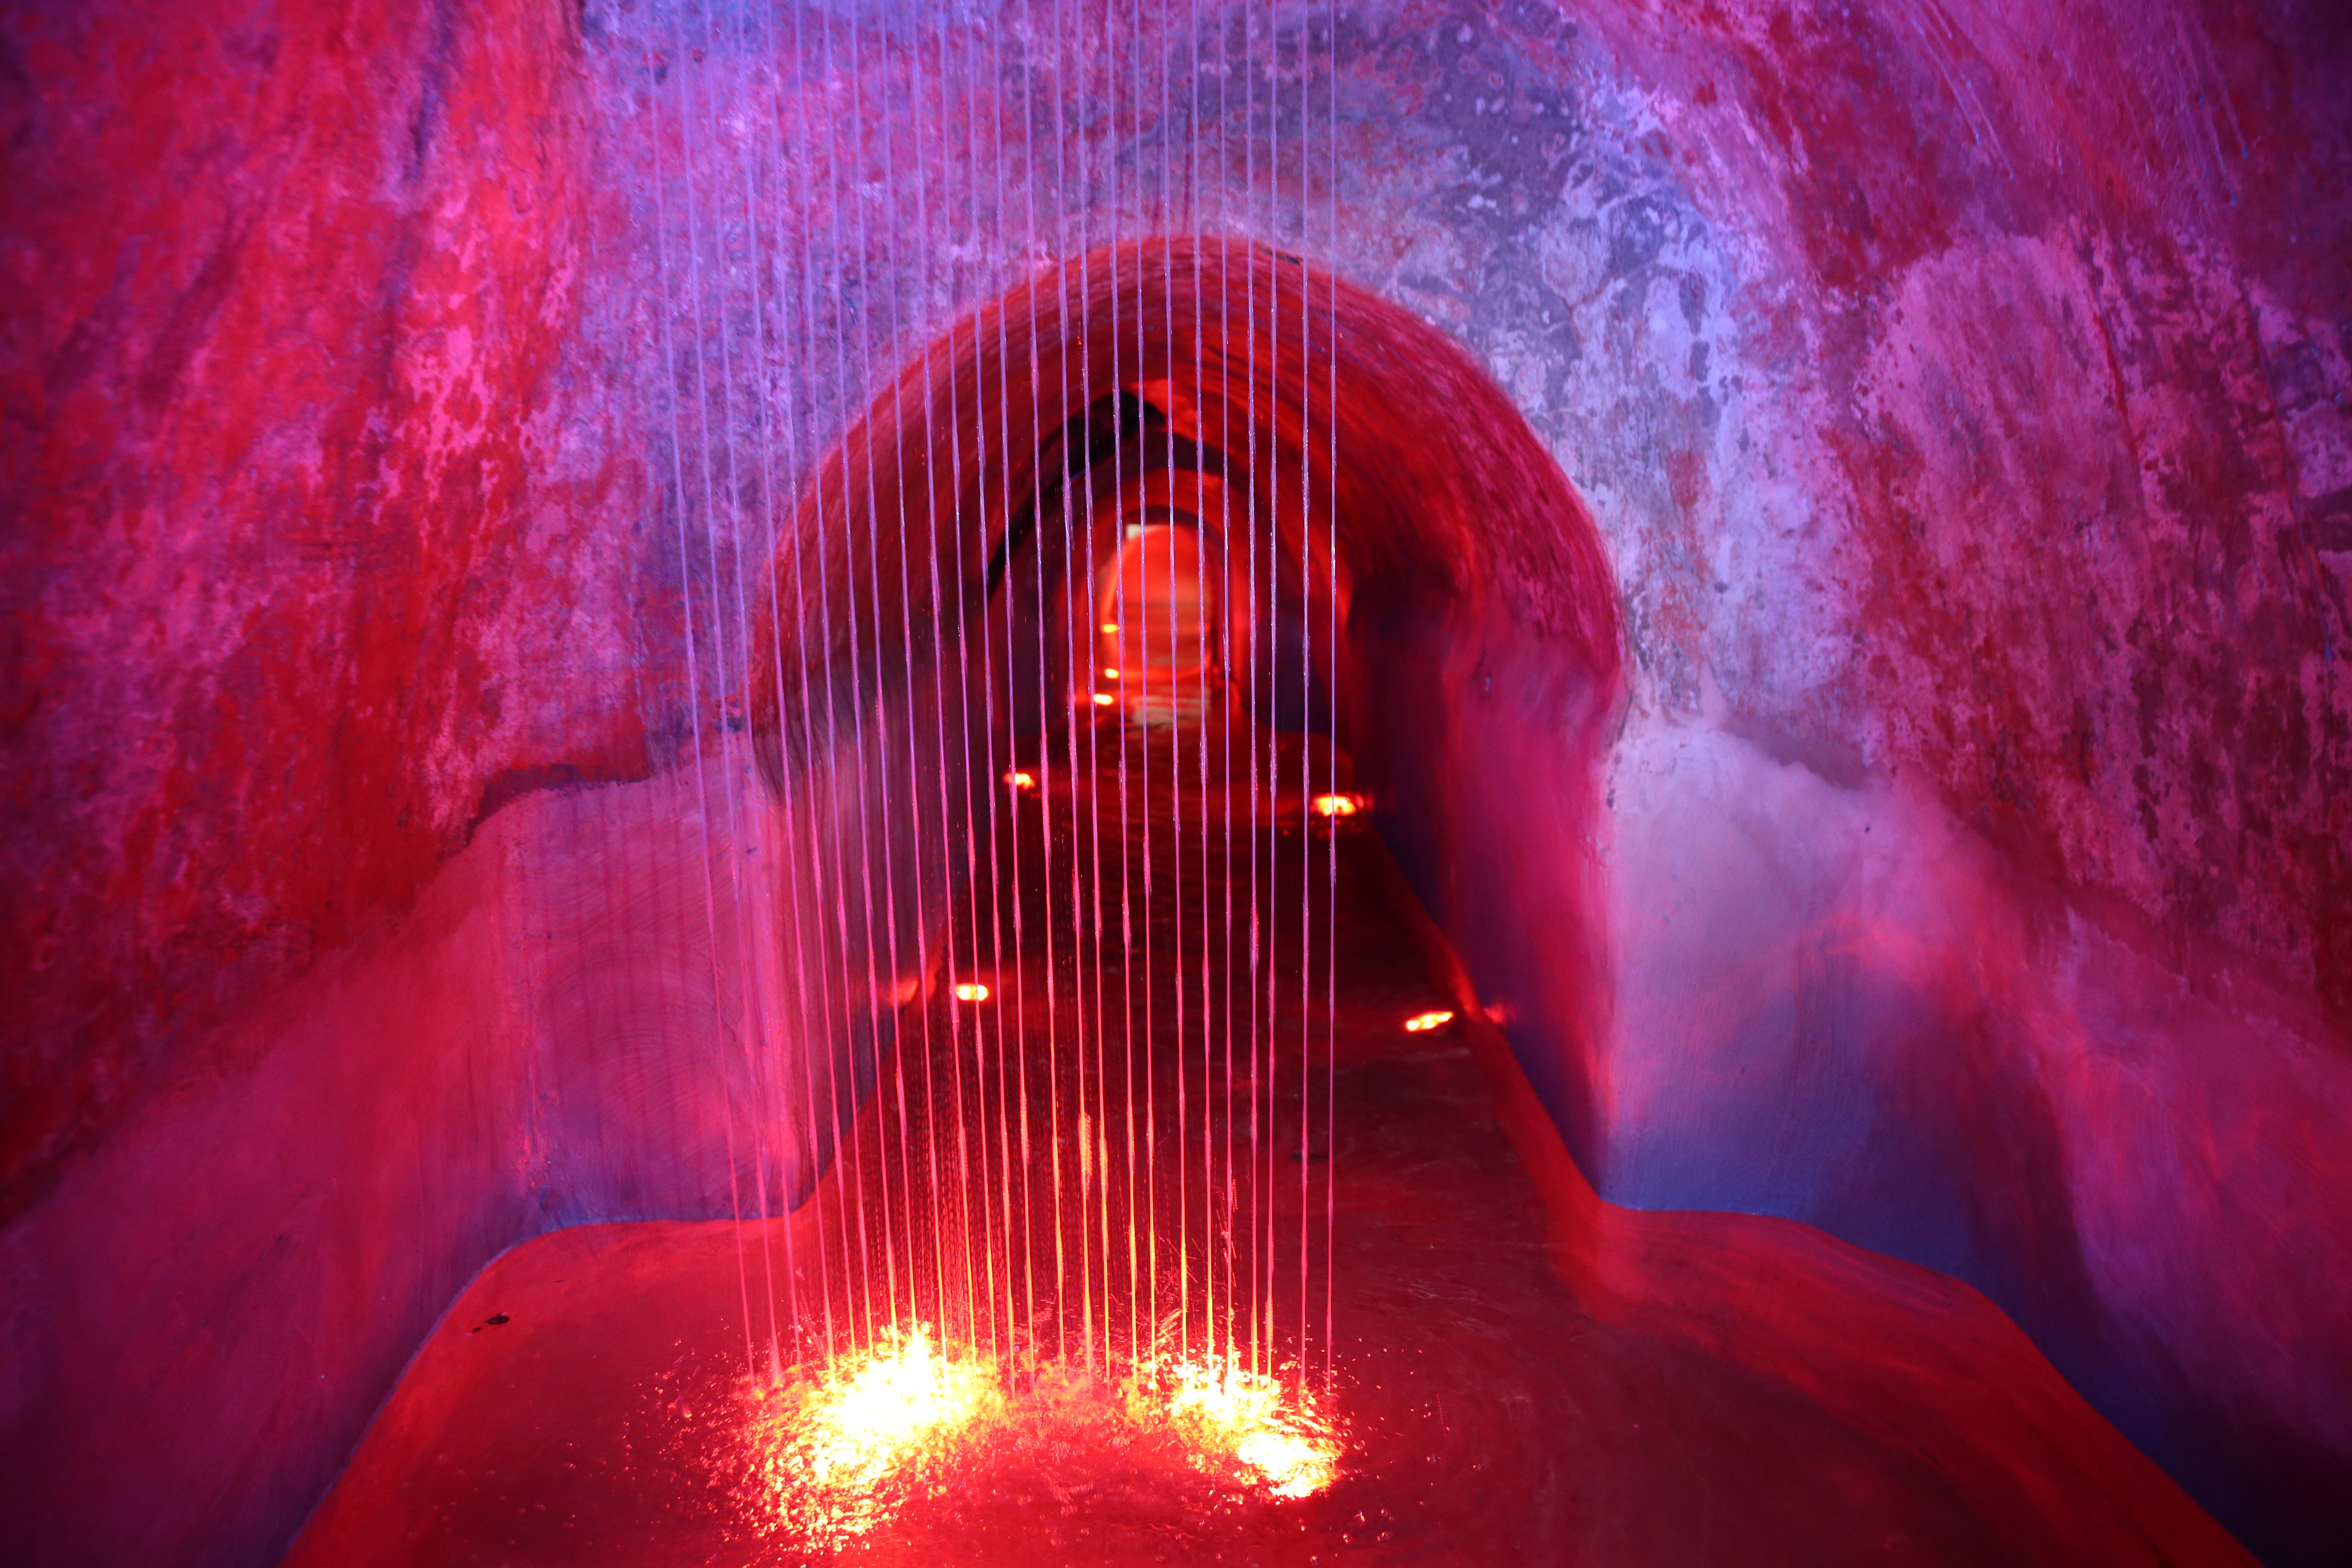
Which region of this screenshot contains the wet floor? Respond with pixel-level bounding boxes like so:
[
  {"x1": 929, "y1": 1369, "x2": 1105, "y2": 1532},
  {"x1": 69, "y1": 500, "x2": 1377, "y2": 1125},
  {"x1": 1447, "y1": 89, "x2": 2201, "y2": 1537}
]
[{"x1": 287, "y1": 719, "x2": 2250, "y2": 1567}]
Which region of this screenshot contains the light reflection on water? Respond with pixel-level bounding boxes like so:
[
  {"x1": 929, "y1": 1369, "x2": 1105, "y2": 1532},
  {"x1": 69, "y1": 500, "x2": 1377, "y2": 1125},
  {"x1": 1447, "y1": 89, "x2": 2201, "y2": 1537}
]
[{"x1": 734, "y1": 1325, "x2": 1340, "y2": 1549}]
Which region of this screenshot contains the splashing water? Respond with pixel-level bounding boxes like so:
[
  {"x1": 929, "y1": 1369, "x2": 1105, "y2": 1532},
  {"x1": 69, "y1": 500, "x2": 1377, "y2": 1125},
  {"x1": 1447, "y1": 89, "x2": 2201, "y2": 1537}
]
[
  {"x1": 1147, "y1": 1356, "x2": 1341, "y2": 1499},
  {"x1": 741, "y1": 1327, "x2": 1001, "y2": 1545},
  {"x1": 735, "y1": 1326, "x2": 1340, "y2": 1547}
]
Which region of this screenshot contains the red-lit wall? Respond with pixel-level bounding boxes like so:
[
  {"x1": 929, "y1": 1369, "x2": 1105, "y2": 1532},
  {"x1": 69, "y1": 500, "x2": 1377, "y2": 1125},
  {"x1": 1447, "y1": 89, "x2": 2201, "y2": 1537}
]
[{"x1": 3, "y1": 1, "x2": 2346, "y2": 1564}]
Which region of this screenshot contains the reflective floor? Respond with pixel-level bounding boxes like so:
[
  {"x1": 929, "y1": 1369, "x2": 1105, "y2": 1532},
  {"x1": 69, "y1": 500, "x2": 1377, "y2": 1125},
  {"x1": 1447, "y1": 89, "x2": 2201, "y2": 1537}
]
[{"x1": 287, "y1": 719, "x2": 2249, "y2": 1566}]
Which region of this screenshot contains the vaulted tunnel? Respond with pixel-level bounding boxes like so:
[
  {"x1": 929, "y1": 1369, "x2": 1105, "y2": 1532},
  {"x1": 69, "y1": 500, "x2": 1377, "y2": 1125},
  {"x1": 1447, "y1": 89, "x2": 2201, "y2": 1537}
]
[
  {"x1": 5, "y1": 2, "x2": 2349, "y2": 1565},
  {"x1": 740, "y1": 239, "x2": 1619, "y2": 1169}
]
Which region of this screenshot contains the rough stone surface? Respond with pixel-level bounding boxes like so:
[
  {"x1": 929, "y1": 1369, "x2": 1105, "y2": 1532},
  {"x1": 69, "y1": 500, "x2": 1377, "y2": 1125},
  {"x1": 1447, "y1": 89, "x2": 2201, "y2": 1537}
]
[{"x1": 1, "y1": 0, "x2": 653, "y2": 1221}]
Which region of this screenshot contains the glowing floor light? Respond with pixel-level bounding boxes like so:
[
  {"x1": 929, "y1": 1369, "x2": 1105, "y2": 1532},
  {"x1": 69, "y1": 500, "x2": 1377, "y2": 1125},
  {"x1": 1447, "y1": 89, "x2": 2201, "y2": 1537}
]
[
  {"x1": 1311, "y1": 793, "x2": 1363, "y2": 818},
  {"x1": 744, "y1": 1327, "x2": 999, "y2": 1547},
  {"x1": 1092, "y1": 693, "x2": 1116, "y2": 707},
  {"x1": 1403, "y1": 1009, "x2": 1455, "y2": 1033},
  {"x1": 952, "y1": 982, "x2": 991, "y2": 1003},
  {"x1": 739, "y1": 1332, "x2": 1340, "y2": 1548},
  {"x1": 1004, "y1": 769, "x2": 1036, "y2": 791},
  {"x1": 1154, "y1": 1356, "x2": 1341, "y2": 1500}
]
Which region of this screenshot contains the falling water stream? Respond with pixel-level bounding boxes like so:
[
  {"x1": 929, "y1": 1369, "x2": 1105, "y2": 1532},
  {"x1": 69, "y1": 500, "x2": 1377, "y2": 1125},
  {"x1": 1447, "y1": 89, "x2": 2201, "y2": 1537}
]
[{"x1": 639, "y1": 1, "x2": 1350, "y2": 1545}]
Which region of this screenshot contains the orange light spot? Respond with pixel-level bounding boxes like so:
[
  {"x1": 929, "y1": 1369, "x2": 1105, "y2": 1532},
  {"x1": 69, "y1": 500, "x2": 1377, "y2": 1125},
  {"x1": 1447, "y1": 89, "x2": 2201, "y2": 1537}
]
[
  {"x1": 1102, "y1": 667, "x2": 1121, "y2": 679},
  {"x1": 1100, "y1": 621, "x2": 1121, "y2": 633},
  {"x1": 745, "y1": 1326, "x2": 997, "y2": 1546},
  {"x1": 952, "y1": 983, "x2": 990, "y2": 1003},
  {"x1": 1004, "y1": 769, "x2": 1036, "y2": 790},
  {"x1": 1150, "y1": 1355, "x2": 1341, "y2": 1499},
  {"x1": 1091, "y1": 693, "x2": 1115, "y2": 707},
  {"x1": 1403, "y1": 1009, "x2": 1455, "y2": 1033},
  {"x1": 1311, "y1": 793, "x2": 1362, "y2": 818},
  {"x1": 737, "y1": 1335, "x2": 1340, "y2": 1549}
]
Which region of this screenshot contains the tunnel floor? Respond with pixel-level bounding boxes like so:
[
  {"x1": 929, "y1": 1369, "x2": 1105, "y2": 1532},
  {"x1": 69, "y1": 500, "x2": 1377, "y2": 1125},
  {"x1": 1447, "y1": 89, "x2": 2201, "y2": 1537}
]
[{"x1": 287, "y1": 716, "x2": 2249, "y2": 1567}]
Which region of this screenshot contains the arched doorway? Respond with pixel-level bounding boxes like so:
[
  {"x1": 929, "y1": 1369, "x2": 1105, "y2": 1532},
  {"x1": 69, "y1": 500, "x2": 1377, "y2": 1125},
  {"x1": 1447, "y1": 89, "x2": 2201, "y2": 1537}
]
[{"x1": 1088, "y1": 466, "x2": 1232, "y2": 728}]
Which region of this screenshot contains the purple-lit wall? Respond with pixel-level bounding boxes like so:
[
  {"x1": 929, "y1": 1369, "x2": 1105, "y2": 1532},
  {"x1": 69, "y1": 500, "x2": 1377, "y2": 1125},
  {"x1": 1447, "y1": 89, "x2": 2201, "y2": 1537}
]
[{"x1": 3, "y1": 1, "x2": 2347, "y2": 1564}]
